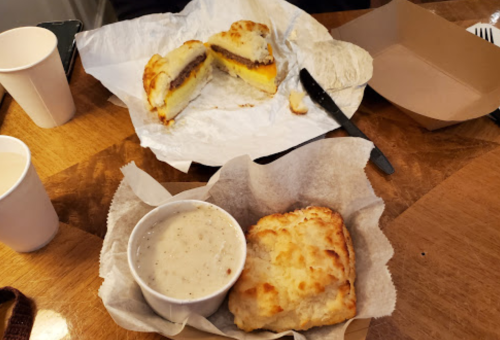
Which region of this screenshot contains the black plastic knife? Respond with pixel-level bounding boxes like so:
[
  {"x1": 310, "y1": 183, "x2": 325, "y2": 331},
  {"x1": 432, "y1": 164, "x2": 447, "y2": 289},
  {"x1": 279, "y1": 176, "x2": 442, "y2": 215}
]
[{"x1": 300, "y1": 68, "x2": 394, "y2": 175}]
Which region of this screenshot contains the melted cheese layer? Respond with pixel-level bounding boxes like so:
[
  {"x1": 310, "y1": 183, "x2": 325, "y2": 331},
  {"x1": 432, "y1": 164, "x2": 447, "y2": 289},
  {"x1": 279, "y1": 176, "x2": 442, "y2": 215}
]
[{"x1": 210, "y1": 44, "x2": 277, "y2": 94}]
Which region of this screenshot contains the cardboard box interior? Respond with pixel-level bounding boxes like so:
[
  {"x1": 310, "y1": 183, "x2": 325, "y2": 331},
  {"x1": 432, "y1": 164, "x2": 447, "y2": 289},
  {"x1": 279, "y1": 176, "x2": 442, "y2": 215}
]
[{"x1": 331, "y1": 0, "x2": 500, "y2": 130}]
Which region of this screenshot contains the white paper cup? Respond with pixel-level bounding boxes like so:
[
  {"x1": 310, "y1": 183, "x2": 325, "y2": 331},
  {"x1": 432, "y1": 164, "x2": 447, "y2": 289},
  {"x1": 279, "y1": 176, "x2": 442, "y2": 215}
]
[
  {"x1": 0, "y1": 136, "x2": 59, "y2": 252},
  {"x1": 0, "y1": 27, "x2": 75, "y2": 128},
  {"x1": 128, "y1": 200, "x2": 247, "y2": 323}
]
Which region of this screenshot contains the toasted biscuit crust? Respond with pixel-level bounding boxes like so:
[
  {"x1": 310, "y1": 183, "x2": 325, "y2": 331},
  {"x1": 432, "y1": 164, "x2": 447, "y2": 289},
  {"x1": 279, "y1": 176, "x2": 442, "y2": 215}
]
[
  {"x1": 143, "y1": 54, "x2": 169, "y2": 108},
  {"x1": 208, "y1": 20, "x2": 273, "y2": 64},
  {"x1": 229, "y1": 207, "x2": 356, "y2": 332},
  {"x1": 142, "y1": 40, "x2": 211, "y2": 123}
]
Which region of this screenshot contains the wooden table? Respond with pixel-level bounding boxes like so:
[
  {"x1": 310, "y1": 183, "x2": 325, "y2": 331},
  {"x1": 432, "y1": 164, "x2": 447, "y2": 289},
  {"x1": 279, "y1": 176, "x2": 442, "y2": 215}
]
[{"x1": 1, "y1": 1, "x2": 500, "y2": 339}]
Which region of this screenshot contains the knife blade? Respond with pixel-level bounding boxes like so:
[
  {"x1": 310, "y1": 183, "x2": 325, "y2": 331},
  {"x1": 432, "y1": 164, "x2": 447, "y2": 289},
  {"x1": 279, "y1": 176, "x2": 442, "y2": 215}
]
[{"x1": 299, "y1": 68, "x2": 394, "y2": 175}]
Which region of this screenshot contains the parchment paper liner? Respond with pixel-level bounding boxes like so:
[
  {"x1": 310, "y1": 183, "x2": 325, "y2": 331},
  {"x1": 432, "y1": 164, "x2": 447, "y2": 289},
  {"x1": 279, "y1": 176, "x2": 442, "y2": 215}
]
[{"x1": 102, "y1": 138, "x2": 396, "y2": 340}]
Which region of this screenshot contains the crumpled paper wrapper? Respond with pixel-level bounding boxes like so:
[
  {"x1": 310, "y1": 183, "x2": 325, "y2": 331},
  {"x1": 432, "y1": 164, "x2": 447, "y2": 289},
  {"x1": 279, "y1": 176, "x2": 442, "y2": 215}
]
[
  {"x1": 75, "y1": 0, "x2": 373, "y2": 173},
  {"x1": 102, "y1": 137, "x2": 396, "y2": 340}
]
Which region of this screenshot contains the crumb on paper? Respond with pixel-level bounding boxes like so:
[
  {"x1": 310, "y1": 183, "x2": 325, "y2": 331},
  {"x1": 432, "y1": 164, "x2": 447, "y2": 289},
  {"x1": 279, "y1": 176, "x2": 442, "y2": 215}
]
[
  {"x1": 145, "y1": 96, "x2": 155, "y2": 112},
  {"x1": 289, "y1": 90, "x2": 308, "y2": 115},
  {"x1": 159, "y1": 115, "x2": 175, "y2": 127},
  {"x1": 147, "y1": 104, "x2": 155, "y2": 112}
]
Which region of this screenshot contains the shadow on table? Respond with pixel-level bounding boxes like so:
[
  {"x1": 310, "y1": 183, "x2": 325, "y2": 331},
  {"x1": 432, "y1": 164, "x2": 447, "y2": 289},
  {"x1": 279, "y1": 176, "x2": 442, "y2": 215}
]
[{"x1": 0, "y1": 94, "x2": 11, "y2": 130}]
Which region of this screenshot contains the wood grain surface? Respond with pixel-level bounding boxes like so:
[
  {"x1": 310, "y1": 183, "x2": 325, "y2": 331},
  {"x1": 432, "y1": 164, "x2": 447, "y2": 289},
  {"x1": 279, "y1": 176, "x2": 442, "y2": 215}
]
[
  {"x1": 370, "y1": 146, "x2": 500, "y2": 340},
  {"x1": 0, "y1": 223, "x2": 164, "y2": 340},
  {"x1": 0, "y1": 58, "x2": 135, "y2": 181},
  {"x1": 44, "y1": 134, "x2": 215, "y2": 237},
  {"x1": 0, "y1": 185, "x2": 370, "y2": 340},
  {"x1": 1, "y1": 1, "x2": 500, "y2": 339}
]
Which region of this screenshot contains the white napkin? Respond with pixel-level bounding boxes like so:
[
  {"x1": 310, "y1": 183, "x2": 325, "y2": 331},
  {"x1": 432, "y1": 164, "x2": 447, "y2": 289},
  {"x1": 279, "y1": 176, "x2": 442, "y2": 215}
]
[
  {"x1": 120, "y1": 161, "x2": 172, "y2": 206},
  {"x1": 75, "y1": 0, "x2": 373, "y2": 172}
]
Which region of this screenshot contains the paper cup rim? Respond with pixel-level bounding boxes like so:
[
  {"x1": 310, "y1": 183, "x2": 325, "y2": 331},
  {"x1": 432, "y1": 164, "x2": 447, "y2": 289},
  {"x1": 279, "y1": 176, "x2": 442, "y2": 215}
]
[
  {"x1": 127, "y1": 199, "x2": 247, "y2": 306},
  {"x1": 0, "y1": 136, "x2": 31, "y2": 201},
  {"x1": 0, "y1": 26, "x2": 58, "y2": 73}
]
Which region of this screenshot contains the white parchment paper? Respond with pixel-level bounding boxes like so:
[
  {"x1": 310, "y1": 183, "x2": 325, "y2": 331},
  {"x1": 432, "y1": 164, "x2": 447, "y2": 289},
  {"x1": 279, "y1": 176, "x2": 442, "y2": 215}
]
[
  {"x1": 102, "y1": 138, "x2": 396, "y2": 340},
  {"x1": 75, "y1": 0, "x2": 373, "y2": 173}
]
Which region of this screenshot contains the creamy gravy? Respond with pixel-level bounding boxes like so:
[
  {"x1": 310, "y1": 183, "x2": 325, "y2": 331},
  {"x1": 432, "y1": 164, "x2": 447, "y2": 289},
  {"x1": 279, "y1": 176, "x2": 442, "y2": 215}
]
[
  {"x1": 135, "y1": 205, "x2": 243, "y2": 300},
  {"x1": 0, "y1": 152, "x2": 26, "y2": 196}
]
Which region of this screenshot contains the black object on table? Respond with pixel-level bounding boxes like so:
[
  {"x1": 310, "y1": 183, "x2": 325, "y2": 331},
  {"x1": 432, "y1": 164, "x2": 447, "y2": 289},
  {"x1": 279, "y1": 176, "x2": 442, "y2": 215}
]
[{"x1": 300, "y1": 68, "x2": 395, "y2": 175}]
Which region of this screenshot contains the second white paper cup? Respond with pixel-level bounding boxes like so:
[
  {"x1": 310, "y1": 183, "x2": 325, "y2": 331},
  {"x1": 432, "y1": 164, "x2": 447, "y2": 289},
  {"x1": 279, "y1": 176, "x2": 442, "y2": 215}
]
[
  {"x1": 0, "y1": 27, "x2": 75, "y2": 128},
  {"x1": 0, "y1": 136, "x2": 59, "y2": 252}
]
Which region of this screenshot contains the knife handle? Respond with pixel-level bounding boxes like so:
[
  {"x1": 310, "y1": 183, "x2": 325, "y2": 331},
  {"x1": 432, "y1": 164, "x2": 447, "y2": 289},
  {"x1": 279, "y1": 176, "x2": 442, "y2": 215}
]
[
  {"x1": 342, "y1": 120, "x2": 395, "y2": 175},
  {"x1": 342, "y1": 119, "x2": 370, "y2": 140}
]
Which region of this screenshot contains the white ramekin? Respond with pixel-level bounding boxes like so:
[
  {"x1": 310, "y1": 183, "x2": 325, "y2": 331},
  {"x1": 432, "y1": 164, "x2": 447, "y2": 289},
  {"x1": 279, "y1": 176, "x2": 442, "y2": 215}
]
[{"x1": 127, "y1": 200, "x2": 246, "y2": 323}]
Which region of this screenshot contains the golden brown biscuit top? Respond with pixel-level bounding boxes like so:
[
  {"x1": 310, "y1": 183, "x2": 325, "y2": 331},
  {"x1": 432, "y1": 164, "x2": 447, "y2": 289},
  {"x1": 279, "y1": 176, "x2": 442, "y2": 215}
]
[
  {"x1": 229, "y1": 207, "x2": 356, "y2": 332},
  {"x1": 208, "y1": 20, "x2": 273, "y2": 64}
]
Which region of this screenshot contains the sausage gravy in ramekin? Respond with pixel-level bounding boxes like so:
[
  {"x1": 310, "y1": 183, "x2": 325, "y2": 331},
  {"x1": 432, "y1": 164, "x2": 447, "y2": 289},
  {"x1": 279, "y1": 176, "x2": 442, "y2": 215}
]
[
  {"x1": 128, "y1": 200, "x2": 246, "y2": 322},
  {"x1": 135, "y1": 204, "x2": 242, "y2": 300}
]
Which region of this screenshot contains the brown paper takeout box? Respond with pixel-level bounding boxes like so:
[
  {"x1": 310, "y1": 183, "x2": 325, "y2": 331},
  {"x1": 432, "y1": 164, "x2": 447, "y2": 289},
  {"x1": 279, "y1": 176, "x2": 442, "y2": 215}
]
[{"x1": 332, "y1": 0, "x2": 500, "y2": 130}]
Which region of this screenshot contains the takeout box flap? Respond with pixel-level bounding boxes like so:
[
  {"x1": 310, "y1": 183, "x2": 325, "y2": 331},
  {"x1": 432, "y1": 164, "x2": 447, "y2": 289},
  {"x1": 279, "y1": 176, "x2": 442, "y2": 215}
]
[
  {"x1": 332, "y1": 0, "x2": 500, "y2": 130},
  {"x1": 391, "y1": 102, "x2": 460, "y2": 130}
]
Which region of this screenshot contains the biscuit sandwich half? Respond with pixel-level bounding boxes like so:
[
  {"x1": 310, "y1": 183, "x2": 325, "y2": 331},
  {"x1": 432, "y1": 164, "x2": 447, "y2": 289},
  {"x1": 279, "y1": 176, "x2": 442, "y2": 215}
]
[
  {"x1": 208, "y1": 20, "x2": 278, "y2": 95},
  {"x1": 143, "y1": 40, "x2": 213, "y2": 124}
]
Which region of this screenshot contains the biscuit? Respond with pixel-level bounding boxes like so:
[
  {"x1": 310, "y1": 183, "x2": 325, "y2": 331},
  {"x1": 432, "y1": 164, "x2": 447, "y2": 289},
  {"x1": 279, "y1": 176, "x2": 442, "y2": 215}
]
[
  {"x1": 208, "y1": 20, "x2": 278, "y2": 94},
  {"x1": 208, "y1": 20, "x2": 273, "y2": 64},
  {"x1": 142, "y1": 40, "x2": 212, "y2": 123},
  {"x1": 289, "y1": 90, "x2": 308, "y2": 115},
  {"x1": 228, "y1": 207, "x2": 356, "y2": 332}
]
